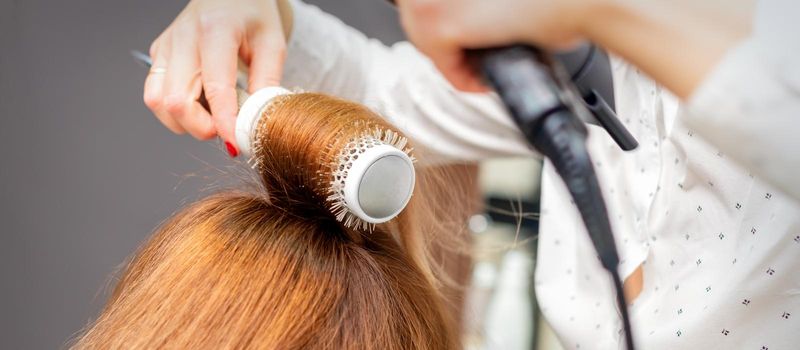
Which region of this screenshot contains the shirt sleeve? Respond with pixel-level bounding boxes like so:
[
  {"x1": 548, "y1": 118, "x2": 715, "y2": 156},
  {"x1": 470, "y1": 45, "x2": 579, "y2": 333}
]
[
  {"x1": 684, "y1": 0, "x2": 800, "y2": 199},
  {"x1": 281, "y1": 0, "x2": 534, "y2": 164}
]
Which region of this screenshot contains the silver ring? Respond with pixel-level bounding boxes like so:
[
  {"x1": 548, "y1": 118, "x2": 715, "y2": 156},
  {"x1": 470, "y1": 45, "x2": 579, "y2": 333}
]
[{"x1": 149, "y1": 67, "x2": 167, "y2": 75}]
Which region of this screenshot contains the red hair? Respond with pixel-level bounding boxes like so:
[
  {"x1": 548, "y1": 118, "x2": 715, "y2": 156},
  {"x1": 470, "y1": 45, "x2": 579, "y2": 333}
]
[{"x1": 73, "y1": 93, "x2": 473, "y2": 349}]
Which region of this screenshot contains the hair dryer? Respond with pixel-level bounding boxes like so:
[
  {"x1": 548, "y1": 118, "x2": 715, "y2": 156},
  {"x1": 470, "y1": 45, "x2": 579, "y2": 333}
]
[{"x1": 467, "y1": 44, "x2": 636, "y2": 350}]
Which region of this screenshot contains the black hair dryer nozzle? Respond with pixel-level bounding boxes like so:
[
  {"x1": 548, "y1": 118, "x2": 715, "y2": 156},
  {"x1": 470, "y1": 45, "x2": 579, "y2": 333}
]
[{"x1": 468, "y1": 44, "x2": 638, "y2": 151}]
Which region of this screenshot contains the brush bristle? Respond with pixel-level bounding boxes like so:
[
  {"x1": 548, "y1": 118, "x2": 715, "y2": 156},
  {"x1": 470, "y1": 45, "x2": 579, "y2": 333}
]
[
  {"x1": 247, "y1": 93, "x2": 414, "y2": 231},
  {"x1": 326, "y1": 128, "x2": 415, "y2": 231},
  {"x1": 247, "y1": 94, "x2": 294, "y2": 170}
]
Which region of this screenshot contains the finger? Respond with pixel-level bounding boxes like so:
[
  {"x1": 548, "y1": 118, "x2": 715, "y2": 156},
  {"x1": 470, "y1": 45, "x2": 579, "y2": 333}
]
[
  {"x1": 247, "y1": 30, "x2": 287, "y2": 91},
  {"x1": 447, "y1": 58, "x2": 489, "y2": 92},
  {"x1": 199, "y1": 18, "x2": 241, "y2": 148},
  {"x1": 182, "y1": 98, "x2": 217, "y2": 141},
  {"x1": 431, "y1": 49, "x2": 488, "y2": 92},
  {"x1": 144, "y1": 36, "x2": 186, "y2": 134},
  {"x1": 247, "y1": 4, "x2": 287, "y2": 91},
  {"x1": 163, "y1": 23, "x2": 216, "y2": 140}
]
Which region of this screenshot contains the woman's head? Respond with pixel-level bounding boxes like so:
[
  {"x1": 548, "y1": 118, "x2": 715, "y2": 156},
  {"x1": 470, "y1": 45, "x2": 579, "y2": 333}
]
[{"x1": 74, "y1": 93, "x2": 460, "y2": 349}]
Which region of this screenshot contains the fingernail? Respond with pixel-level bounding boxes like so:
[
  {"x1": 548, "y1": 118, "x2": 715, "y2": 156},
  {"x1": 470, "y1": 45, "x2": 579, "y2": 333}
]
[{"x1": 225, "y1": 141, "x2": 238, "y2": 158}]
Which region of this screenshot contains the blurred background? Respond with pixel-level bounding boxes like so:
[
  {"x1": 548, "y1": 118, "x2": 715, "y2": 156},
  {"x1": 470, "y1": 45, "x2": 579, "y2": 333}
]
[{"x1": 0, "y1": 0, "x2": 558, "y2": 348}]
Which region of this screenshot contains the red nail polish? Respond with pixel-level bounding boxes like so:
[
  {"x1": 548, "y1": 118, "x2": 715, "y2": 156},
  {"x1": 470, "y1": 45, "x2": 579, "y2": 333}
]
[{"x1": 225, "y1": 141, "x2": 238, "y2": 158}]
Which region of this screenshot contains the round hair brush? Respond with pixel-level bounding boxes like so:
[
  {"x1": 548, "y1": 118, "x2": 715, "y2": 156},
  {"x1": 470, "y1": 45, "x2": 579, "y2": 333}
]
[
  {"x1": 235, "y1": 87, "x2": 416, "y2": 229},
  {"x1": 132, "y1": 51, "x2": 416, "y2": 230}
]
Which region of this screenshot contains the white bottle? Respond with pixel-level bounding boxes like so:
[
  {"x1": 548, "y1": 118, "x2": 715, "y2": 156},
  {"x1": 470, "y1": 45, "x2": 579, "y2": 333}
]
[
  {"x1": 463, "y1": 261, "x2": 498, "y2": 350},
  {"x1": 483, "y1": 250, "x2": 534, "y2": 350}
]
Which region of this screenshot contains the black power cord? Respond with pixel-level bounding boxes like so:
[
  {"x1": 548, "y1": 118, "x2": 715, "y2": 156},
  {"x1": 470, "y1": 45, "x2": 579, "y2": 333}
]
[
  {"x1": 468, "y1": 45, "x2": 635, "y2": 350},
  {"x1": 531, "y1": 110, "x2": 634, "y2": 350}
]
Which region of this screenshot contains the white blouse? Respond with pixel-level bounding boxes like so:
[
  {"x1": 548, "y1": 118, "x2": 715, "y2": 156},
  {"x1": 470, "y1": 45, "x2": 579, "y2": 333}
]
[{"x1": 282, "y1": 1, "x2": 800, "y2": 349}]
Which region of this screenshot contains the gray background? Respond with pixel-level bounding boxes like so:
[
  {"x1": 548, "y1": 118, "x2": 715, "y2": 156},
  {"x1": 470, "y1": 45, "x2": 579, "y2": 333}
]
[{"x1": 0, "y1": 1, "x2": 404, "y2": 348}]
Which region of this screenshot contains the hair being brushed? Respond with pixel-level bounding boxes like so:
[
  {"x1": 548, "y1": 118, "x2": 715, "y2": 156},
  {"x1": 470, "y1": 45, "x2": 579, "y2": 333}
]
[{"x1": 72, "y1": 93, "x2": 460, "y2": 350}]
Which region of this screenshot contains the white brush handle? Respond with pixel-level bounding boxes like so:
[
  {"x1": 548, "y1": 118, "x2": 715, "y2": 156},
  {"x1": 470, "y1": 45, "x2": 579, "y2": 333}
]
[{"x1": 234, "y1": 87, "x2": 292, "y2": 158}]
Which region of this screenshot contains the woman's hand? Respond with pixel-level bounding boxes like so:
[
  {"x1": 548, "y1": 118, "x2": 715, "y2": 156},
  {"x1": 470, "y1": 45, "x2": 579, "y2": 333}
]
[
  {"x1": 397, "y1": 0, "x2": 753, "y2": 98},
  {"x1": 396, "y1": 0, "x2": 597, "y2": 92},
  {"x1": 144, "y1": 0, "x2": 291, "y2": 157}
]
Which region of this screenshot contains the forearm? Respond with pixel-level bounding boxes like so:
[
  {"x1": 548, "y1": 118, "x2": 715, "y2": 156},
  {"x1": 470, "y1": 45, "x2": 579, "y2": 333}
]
[{"x1": 580, "y1": 0, "x2": 752, "y2": 99}]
